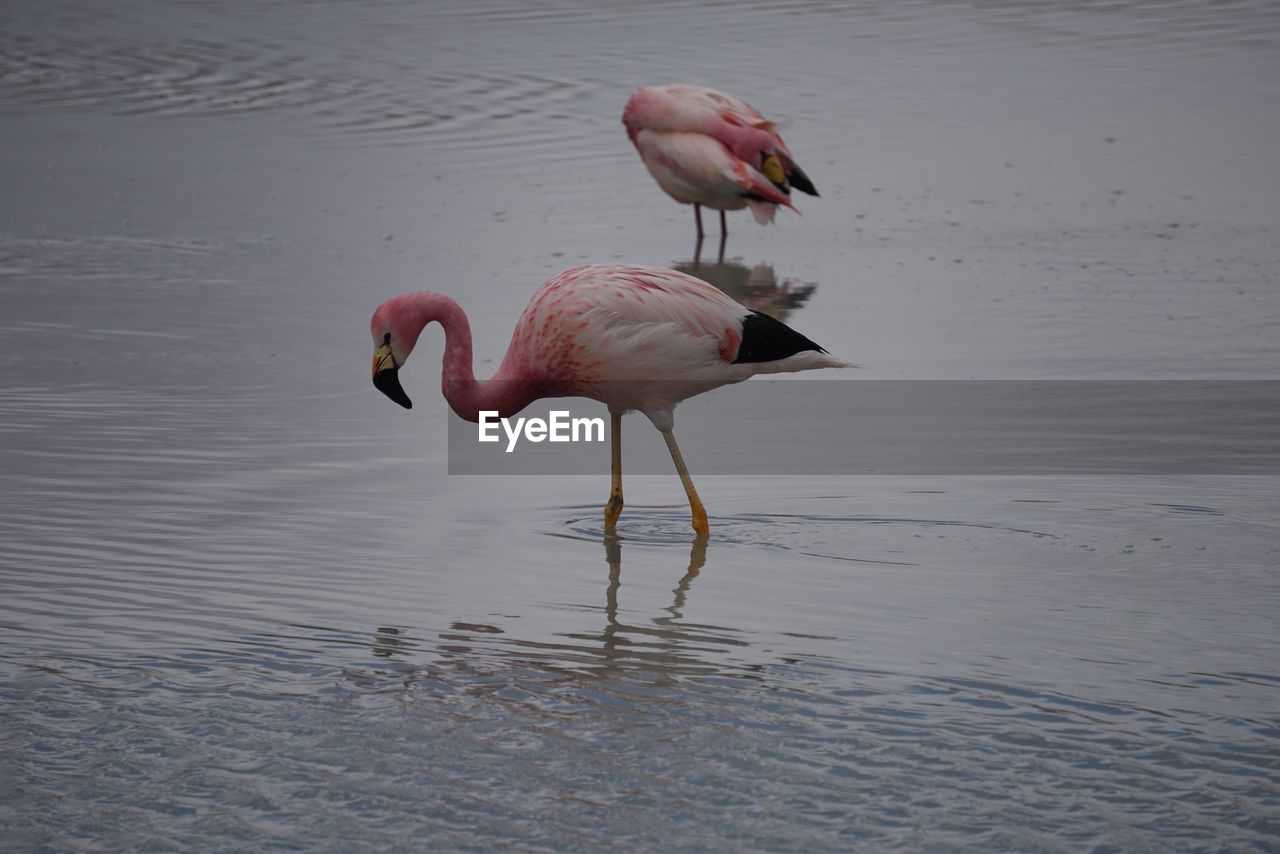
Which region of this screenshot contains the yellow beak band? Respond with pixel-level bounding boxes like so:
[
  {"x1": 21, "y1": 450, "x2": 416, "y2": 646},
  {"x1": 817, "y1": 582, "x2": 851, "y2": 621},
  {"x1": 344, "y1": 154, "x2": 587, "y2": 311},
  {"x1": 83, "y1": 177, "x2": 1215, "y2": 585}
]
[
  {"x1": 372, "y1": 343, "x2": 395, "y2": 377},
  {"x1": 762, "y1": 154, "x2": 786, "y2": 187}
]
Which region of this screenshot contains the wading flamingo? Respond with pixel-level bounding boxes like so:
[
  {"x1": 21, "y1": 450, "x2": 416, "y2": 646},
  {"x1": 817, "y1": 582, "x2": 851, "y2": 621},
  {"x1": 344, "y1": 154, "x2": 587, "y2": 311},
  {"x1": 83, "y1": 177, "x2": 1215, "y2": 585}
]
[
  {"x1": 622, "y1": 84, "x2": 819, "y2": 262},
  {"x1": 371, "y1": 264, "x2": 846, "y2": 539}
]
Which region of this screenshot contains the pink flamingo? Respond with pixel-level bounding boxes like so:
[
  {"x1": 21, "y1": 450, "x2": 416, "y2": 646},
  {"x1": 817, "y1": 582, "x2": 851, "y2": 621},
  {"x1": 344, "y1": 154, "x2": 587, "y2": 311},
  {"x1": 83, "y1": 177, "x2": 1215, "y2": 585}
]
[
  {"x1": 371, "y1": 264, "x2": 846, "y2": 539},
  {"x1": 622, "y1": 84, "x2": 819, "y2": 262}
]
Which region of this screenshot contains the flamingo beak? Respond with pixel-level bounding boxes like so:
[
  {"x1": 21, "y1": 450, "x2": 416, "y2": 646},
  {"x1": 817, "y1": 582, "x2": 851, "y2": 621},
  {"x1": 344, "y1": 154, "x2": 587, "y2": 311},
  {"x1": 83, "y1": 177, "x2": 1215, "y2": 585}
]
[
  {"x1": 762, "y1": 154, "x2": 786, "y2": 187},
  {"x1": 372, "y1": 344, "x2": 412, "y2": 409}
]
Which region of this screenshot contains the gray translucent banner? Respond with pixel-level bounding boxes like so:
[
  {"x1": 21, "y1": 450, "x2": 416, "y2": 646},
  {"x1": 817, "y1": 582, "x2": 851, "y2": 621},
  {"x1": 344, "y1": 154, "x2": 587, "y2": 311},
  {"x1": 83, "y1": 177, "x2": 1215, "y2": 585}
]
[{"x1": 446, "y1": 381, "x2": 1280, "y2": 475}]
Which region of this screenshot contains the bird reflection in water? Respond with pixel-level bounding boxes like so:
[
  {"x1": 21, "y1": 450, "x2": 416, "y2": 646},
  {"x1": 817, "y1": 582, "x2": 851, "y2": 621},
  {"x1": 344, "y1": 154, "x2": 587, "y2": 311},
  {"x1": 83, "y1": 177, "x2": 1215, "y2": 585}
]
[
  {"x1": 675, "y1": 261, "x2": 817, "y2": 322},
  {"x1": 370, "y1": 625, "x2": 415, "y2": 659},
  {"x1": 597, "y1": 536, "x2": 707, "y2": 659},
  {"x1": 404, "y1": 536, "x2": 752, "y2": 686}
]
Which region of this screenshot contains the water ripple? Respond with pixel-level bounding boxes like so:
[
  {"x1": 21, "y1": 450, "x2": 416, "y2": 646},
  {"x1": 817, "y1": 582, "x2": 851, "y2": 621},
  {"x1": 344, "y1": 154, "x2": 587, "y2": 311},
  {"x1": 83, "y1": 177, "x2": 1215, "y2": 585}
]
[
  {"x1": 5, "y1": 616, "x2": 1278, "y2": 850},
  {"x1": 3, "y1": 0, "x2": 1280, "y2": 848}
]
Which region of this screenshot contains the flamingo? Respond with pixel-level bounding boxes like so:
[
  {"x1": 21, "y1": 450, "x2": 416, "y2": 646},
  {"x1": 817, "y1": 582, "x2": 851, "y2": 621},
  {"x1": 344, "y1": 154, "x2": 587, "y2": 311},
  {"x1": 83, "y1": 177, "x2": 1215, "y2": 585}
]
[
  {"x1": 370, "y1": 264, "x2": 846, "y2": 539},
  {"x1": 622, "y1": 84, "x2": 819, "y2": 262}
]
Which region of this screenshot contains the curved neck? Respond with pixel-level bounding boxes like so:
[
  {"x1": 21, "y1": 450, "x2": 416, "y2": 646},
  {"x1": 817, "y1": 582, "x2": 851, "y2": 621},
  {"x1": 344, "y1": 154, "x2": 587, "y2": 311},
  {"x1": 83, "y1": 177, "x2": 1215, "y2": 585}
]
[{"x1": 403, "y1": 292, "x2": 543, "y2": 423}]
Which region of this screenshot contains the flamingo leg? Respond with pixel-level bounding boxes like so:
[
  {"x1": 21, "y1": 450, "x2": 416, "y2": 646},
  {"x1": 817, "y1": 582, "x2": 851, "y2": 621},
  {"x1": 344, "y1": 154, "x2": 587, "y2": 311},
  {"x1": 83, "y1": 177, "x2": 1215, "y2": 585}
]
[
  {"x1": 660, "y1": 429, "x2": 710, "y2": 540},
  {"x1": 693, "y1": 204, "x2": 705, "y2": 263},
  {"x1": 717, "y1": 209, "x2": 727, "y2": 263},
  {"x1": 604, "y1": 410, "x2": 624, "y2": 534}
]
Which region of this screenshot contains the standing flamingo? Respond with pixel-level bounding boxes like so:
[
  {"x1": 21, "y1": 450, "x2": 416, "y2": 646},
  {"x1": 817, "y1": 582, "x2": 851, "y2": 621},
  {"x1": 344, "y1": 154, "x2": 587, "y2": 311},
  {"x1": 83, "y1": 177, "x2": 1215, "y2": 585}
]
[
  {"x1": 622, "y1": 84, "x2": 819, "y2": 262},
  {"x1": 370, "y1": 264, "x2": 846, "y2": 539}
]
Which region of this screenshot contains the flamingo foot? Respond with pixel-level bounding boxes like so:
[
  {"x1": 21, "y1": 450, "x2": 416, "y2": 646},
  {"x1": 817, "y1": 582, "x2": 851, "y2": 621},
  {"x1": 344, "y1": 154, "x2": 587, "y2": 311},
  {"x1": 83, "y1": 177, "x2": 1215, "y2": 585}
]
[
  {"x1": 690, "y1": 504, "x2": 710, "y2": 540},
  {"x1": 604, "y1": 494, "x2": 624, "y2": 534}
]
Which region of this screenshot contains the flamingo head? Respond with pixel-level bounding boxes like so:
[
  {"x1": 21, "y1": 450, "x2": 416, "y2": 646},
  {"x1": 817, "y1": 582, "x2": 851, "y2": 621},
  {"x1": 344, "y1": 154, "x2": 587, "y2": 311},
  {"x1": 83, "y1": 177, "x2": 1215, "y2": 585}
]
[{"x1": 370, "y1": 296, "x2": 425, "y2": 409}]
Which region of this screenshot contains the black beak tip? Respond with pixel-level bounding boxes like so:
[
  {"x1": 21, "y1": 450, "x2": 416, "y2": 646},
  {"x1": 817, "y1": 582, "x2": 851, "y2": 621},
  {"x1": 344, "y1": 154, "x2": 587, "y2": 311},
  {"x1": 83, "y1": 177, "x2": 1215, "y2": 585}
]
[
  {"x1": 373, "y1": 368, "x2": 413, "y2": 409},
  {"x1": 787, "y1": 170, "x2": 819, "y2": 197}
]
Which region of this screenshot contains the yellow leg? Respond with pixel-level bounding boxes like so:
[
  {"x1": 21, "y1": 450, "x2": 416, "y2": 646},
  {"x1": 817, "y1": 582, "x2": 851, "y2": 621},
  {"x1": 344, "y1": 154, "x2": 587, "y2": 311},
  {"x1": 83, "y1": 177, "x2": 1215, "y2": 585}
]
[
  {"x1": 661, "y1": 429, "x2": 710, "y2": 540},
  {"x1": 604, "y1": 410, "x2": 623, "y2": 534}
]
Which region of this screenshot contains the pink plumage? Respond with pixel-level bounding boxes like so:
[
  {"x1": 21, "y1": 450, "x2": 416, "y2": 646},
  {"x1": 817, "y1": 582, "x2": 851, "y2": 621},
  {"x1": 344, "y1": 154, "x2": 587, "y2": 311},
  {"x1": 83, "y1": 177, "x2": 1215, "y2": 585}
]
[
  {"x1": 622, "y1": 84, "x2": 819, "y2": 260},
  {"x1": 370, "y1": 264, "x2": 846, "y2": 538}
]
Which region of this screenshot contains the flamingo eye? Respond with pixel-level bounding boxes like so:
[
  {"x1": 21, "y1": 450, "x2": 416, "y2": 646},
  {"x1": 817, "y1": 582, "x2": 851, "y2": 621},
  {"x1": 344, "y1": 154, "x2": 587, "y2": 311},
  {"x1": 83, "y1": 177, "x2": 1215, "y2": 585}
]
[{"x1": 382, "y1": 333, "x2": 392, "y2": 345}]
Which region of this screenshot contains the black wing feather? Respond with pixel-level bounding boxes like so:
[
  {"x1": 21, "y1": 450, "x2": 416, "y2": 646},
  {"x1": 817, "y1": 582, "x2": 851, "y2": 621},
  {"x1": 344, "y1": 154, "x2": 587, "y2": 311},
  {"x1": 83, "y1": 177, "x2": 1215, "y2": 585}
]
[{"x1": 732, "y1": 310, "x2": 827, "y2": 364}]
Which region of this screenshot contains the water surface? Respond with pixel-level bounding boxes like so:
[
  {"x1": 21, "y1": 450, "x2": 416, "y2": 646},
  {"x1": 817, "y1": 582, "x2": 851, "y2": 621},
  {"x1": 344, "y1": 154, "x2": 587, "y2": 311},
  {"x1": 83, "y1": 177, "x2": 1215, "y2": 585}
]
[{"x1": 2, "y1": 0, "x2": 1279, "y2": 849}]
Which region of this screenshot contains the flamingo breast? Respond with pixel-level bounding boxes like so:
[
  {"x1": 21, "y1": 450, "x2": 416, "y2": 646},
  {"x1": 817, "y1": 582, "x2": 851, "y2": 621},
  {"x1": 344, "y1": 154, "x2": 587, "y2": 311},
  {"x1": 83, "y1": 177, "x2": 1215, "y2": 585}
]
[{"x1": 632, "y1": 130, "x2": 754, "y2": 210}]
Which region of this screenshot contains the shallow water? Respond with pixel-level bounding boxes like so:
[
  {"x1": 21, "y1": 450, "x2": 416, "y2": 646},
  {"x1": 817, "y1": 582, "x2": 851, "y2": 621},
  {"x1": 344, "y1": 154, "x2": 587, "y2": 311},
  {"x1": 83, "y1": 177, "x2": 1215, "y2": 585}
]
[{"x1": 2, "y1": 0, "x2": 1279, "y2": 849}]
